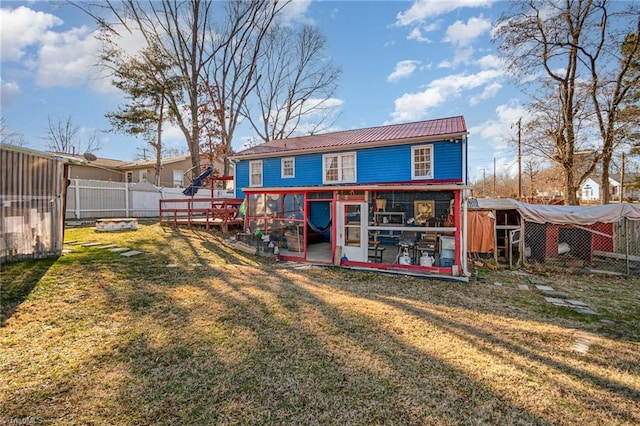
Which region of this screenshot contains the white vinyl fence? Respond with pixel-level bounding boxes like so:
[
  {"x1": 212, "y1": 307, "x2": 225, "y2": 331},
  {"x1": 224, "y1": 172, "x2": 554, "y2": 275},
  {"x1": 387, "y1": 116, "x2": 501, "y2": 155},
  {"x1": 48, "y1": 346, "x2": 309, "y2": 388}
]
[{"x1": 65, "y1": 178, "x2": 234, "y2": 219}]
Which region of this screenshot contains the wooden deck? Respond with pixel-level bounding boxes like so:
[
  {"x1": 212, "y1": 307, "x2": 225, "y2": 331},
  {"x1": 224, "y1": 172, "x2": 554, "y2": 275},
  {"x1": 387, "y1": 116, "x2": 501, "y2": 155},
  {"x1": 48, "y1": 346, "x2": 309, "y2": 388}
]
[{"x1": 159, "y1": 198, "x2": 244, "y2": 232}]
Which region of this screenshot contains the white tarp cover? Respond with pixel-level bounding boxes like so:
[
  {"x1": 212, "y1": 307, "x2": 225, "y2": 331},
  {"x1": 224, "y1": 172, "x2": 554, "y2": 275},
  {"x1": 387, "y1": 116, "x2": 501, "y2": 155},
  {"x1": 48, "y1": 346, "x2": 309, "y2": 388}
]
[{"x1": 513, "y1": 201, "x2": 640, "y2": 225}]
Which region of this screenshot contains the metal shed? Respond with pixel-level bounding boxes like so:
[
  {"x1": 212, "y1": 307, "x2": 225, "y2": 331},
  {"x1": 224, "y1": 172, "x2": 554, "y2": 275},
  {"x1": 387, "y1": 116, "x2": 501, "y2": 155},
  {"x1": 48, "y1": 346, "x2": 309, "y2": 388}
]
[{"x1": 1, "y1": 146, "x2": 68, "y2": 262}]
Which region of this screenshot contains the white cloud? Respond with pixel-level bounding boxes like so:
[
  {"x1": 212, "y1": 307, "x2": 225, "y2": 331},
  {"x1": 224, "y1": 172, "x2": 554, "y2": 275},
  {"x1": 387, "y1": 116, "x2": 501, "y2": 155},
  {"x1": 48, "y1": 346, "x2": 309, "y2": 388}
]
[
  {"x1": 444, "y1": 16, "x2": 492, "y2": 47},
  {"x1": 388, "y1": 60, "x2": 420, "y2": 82},
  {"x1": 279, "y1": 0, "x2": 313, "y2": 25},
  {"x1": 396, "y1": 0, "x2": 496, "y2": 26},
  {"x1": 1, "y1": 79, "x2": 20, "y2": 107},
  {"x1": 390, "y1": 69, "x2": 503, "y2": 122},
  {"x1": 468, "y1": 102, "x2": 525, "y2": 151},
  {"x1": 0, "y1": 6, "x2": 62, "y2": 61},
  {"x1": 469, "y1": 82, "x2": 502, "y2": 105},
  {"x1": 37, "y1": 25, "x2": 101, "y2": 88},
  {"x1": 476, "y1": 54, "x2": 504, "y2": 70},
  {"x1": 407, "y1": 27, "x2": 431, "y2": 43}
]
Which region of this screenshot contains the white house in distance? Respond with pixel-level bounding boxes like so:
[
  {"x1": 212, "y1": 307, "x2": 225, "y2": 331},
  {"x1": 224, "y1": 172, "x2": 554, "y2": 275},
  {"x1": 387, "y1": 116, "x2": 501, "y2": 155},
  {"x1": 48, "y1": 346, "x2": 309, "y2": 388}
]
[{"x1": 580, "y1": 177, "x2": 620, "y2": 201}]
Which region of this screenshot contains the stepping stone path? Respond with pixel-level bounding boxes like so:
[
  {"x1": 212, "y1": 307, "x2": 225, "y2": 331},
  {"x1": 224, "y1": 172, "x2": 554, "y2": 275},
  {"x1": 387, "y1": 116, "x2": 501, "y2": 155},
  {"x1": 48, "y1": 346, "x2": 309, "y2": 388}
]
[
  {"x1": 63, "y1": 241, "x2": 145, "y2": 259},
  {"x1": 108, "y1": 247, "x2": 131, "y2": 253},
  {"x1": 532, "y1": 279, "x2": 597, "y2": 315}
]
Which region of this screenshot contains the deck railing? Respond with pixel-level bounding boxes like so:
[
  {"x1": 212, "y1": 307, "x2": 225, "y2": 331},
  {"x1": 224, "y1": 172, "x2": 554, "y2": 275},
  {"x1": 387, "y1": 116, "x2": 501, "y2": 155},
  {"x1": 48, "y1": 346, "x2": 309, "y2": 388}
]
[{"x1": 159, "y1": 198, "x2": 244, "y2": 232}]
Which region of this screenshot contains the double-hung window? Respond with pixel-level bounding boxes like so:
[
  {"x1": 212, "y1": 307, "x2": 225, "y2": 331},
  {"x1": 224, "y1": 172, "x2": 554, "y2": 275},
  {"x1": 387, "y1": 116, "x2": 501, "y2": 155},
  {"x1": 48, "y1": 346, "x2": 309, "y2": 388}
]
[
  {"x1": 281, "y1": 157, "x2": 295, "y2": 178},
  {"x1": 249, "y1": 160, "x2": 263, "y2": 187},
  {"x1": 411, "y1": 145, "x2": 433, "y2": 180},
  {"x1": 323, "y1": 152, "x2": 356, "y2": 184}
]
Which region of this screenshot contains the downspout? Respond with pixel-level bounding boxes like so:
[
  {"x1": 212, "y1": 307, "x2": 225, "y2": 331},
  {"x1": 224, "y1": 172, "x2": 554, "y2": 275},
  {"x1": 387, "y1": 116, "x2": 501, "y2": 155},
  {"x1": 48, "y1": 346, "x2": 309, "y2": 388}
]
[{"x1": 461, "y1": 134, "x2": 469, "y2": 277}]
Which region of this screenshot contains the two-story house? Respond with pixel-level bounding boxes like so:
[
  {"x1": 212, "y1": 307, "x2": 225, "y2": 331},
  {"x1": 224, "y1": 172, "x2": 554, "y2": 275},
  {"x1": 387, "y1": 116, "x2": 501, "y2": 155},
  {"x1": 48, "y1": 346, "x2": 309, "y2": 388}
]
[{"x1": 230, "y1": 116, "x2": 470, "y2": 277}]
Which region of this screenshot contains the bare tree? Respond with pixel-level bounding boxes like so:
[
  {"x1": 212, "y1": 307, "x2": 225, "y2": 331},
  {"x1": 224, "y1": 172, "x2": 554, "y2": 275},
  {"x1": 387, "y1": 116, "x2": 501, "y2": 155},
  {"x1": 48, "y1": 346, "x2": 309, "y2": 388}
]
[
  {"x1": 584, "y1": 12, "x2": 639, "y2": 203},
  {"x1": 203, "y1": 0, "x2": 291, "y2": 176},
  {"x1": 495, "y1": 0, "x2": 638, "y2": 205},
  {"x1": 0, "y1": 117, "x2": 27, "y2": 147},
  {"x1": 241, "y1": 23, "x2": 342, "y2": 142},
  {"x1": 44, "y1": 114, "x2": 101, "y2": 155}
]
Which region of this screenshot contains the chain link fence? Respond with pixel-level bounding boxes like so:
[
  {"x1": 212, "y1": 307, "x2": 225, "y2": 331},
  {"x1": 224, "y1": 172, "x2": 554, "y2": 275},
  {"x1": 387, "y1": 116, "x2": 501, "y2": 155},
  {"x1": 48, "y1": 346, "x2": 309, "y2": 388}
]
[{"x1": 521, "y1": 219, "x2": 640, "y2": 276}]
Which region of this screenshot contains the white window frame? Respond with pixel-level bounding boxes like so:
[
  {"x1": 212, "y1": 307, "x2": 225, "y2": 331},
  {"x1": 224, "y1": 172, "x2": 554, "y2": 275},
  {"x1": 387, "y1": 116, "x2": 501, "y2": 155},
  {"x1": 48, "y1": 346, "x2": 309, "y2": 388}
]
[
  {"x1": 125, "y1": 171, "x2": 133, "y2": 183},
  {"x1": 281, "y1": 157, "x2": 295, "y2": 179},
  {"x1": 322, "y1": 152, "x2": 357, "y2": 184},
  {"x1": 411, "y1": 145, "x2": 434, "y2": 180},
  {"x1": 139, "y1": 170, "x2": 148, "y2": 181},
  {"x1": 249, "y1": 160, "x2": 263, "y2": 187},
  {"x1": 173, "y1": 170, "x2": 183, "y2": 188}
]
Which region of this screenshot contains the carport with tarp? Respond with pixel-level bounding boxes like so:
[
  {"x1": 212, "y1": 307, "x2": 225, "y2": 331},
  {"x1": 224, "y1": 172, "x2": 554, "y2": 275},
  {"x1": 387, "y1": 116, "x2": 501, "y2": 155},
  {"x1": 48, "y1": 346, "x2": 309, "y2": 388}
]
[{"x1": 514, "y1": 202, "x2": 640, "y2": 275}]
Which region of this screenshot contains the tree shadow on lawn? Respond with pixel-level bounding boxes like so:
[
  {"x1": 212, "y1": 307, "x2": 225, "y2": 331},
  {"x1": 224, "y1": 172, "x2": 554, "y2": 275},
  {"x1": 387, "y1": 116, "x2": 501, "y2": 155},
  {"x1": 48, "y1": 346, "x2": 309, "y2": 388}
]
[
  {"x1": 298, "y1": 269, "x2": 640, "y2": 422},
  {"x1": 0, "y1": 257, "x2": 57, "y2": 326}
]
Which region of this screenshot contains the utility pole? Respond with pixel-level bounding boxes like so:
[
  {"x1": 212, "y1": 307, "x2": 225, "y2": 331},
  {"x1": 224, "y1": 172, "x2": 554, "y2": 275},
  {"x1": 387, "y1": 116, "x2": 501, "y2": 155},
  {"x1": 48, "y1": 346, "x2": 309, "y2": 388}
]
[
  {"x1": 516, "y1": 118, "x2": 522, "y2": 199},
  {"x1": 621, "y1": 152, "x2": 626, "y2": 203},
  {"x1": 481, "y1": 167, "x2": 487, "y2": 196},
  {"x1": 493, "y1": 157, "x2": 496, "y2": 197}
]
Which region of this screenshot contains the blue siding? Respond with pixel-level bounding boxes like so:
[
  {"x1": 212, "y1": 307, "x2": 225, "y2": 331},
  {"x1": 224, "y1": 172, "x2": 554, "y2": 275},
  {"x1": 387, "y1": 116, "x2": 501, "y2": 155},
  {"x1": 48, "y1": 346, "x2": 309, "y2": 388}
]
[{"x1": 235, "y1": 140, "x2": 463, "y2": 197}]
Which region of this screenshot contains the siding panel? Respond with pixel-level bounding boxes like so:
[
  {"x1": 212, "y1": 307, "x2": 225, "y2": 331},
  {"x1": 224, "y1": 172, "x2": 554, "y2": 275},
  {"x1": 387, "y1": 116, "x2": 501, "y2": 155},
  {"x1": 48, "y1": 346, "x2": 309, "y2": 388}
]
[{"x1": 235, "y1": 140, "x2": 463, "y2": 197}]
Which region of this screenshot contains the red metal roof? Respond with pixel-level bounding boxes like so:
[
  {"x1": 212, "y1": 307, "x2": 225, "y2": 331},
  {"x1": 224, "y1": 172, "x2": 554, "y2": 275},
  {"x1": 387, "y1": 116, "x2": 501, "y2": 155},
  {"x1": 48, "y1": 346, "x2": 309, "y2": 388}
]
[{"x1": 232, "y1": 116, "x2": 467, "y2": 158}]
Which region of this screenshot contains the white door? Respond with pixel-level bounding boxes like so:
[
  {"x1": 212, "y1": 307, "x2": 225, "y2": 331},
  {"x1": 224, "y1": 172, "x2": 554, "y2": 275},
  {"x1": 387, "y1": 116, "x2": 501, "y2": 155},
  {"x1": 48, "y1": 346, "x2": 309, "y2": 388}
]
[{"x1": 337, "y1": 201, "x2": 367, "y2": 262}]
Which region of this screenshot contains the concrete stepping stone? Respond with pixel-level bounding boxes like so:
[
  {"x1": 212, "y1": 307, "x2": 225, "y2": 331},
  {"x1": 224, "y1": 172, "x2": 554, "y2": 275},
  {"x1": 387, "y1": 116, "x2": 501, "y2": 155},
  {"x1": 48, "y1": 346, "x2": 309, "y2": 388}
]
[
  {"x1": 81, "y1": 242, "x2": 102, "y2": 247},
  {"x1": 530, "y1": 278, "x2": 547, "y2": 285},
  {"x1": 192, "y1": 263, "x2": 203, "y2": 267},
  {"x1": 494, "y1": 282, "x2": 503, "y2": 286},
  {"x1": 68, "y1": 241, "x2": 89, "y2": 246},
  {"x1": 542, "y1": 290, "x2": 569, "y2": 298},
  {"x1": 536, "y1": 285, "x2": 555, "y2": 292},
  {"x1": 121, "y1": 250, "x2": 142, "y2": 257},
  {"x1": 108, "y1": 247, "x2": 130, "y2": 253},
  {"x1": 62, "y1": 248, "x2": 75, "y2": 253},
  {"x1": 97, "y1": 244, "x2": 117, "y2": 249},
  {"x1": 64, "y1": 240, "x2": 78, "y2": 245},
  {"x1": 544, "y1": 297, "x2": 569, "y2": 306},
  {"x1": 166, "y1": 264, "x2": 179, "y2": 268},
  {"x1": 573, "y1": 307, "x2": 598, "y2": 315},
  {"x1": 518, "y1": 284, "x2": 529, "y2": 290},
  {"x1": 567, "y1": 300, "x2": 588, "y2": 307}
]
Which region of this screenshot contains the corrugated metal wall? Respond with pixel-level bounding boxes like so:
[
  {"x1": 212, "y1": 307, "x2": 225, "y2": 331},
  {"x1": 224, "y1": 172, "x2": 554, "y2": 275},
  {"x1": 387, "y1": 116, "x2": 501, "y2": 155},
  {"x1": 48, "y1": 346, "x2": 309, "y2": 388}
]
[{"x1": 1, "y1": 147, "x2": 66, "y2": 262}]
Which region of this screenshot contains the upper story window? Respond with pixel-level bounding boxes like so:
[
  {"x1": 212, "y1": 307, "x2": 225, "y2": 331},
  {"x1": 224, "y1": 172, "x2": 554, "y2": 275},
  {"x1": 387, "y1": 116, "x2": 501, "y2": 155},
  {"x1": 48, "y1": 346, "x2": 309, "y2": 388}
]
[
  {"x1": 250, "y1": 160, "x2": 263, "y2": 187},
  {"x1": 323, "y1": 152, "x2": 356, "y2": 184},
  {"x1": 281, "y1": 157, "x2": 295, "y2": 178},
  {"x1": 411, "y1": 145, "x2": 433, "y2": 180}
]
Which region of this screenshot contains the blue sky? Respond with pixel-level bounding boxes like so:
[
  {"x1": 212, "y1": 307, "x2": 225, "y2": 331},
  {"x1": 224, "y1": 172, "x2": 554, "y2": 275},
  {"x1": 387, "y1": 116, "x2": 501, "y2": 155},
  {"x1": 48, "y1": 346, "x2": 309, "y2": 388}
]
[{"x1": 1, "y1": 0, "x2": 526, "y2": 180}]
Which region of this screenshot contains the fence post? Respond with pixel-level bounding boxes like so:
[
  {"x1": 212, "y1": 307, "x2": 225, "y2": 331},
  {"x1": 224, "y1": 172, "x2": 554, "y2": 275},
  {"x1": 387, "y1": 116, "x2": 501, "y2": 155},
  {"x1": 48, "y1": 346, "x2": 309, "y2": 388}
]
[
  {"x1": 625, "y1": 218, "x2": 630, "y2": 276},
  {"x1": 125, "y1": 181, "x2": 129, "y2": 217},
  {"x1": 74, "y1": 178, "x2": 80, "y2": 219}
]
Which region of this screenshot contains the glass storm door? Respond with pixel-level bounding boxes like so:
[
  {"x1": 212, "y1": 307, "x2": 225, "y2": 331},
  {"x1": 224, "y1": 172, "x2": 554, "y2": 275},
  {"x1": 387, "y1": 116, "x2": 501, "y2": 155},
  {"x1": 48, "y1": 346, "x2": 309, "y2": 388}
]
[{"x1": 337, "y1": 202, "x2": 367, "y2": 262}]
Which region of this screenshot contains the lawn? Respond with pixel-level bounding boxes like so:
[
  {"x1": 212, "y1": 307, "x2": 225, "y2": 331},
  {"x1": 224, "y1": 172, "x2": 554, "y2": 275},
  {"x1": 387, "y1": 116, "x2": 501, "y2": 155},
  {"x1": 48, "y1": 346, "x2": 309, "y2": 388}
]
[{"x1": 1, "y1": 223, "x2": 639, "y2": 425}]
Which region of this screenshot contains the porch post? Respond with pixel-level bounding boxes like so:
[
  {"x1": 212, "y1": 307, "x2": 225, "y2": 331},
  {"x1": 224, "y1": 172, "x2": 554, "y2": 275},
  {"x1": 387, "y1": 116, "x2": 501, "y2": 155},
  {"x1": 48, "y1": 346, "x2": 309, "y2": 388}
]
[{"x1": 454, "y1": 190, "x2": 461, "y2": 273}]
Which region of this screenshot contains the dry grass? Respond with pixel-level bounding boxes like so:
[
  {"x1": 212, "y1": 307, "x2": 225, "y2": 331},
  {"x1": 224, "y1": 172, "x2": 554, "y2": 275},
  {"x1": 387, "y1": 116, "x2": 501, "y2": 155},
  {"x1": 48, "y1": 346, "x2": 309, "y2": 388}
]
[{"x1": 1, "y1": 223, "x2": 639, "y2": 425}]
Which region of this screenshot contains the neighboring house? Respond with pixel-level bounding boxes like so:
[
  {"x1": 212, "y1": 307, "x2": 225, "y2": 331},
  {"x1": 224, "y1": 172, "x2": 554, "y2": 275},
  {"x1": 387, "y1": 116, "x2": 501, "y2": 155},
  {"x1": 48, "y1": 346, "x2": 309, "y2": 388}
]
[
  {"x1": 580, "y1": 175, "x2": 640, "y2": 202},
  {"x1": 57, "y1": 153, "x2": 126, "y2": 181},
  {"x1": 120, "y1": 155, "x2": 193, "y2": 187},
  {"x1": 1, "y1": 146, "x2": 68, "y2": 262},
  {"x1": 230, "y1": 116, "x2": 470, "y2": 278},
  {"x1": 59, "y1": 153, "x2": 228, "y2": 189},
  {"x1": 580, "y1": 177, "x2": 620, "y2": 202}
]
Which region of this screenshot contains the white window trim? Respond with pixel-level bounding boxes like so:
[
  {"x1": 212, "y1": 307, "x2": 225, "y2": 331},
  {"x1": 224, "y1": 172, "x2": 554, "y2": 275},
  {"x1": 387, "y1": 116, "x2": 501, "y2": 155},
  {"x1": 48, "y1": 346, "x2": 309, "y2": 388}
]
[
  {"x1": 173, "y1": 170, "x2": 183, "y2": 188},
  {"x1": 411, "y1": 145, "x2": 434, "y2": 180},
  {"x1": 249, "y1": 160, "x2": 263, "y2": 187},
  {"x1": 322, "y1": 152, "x2": 357, "y2": 184},
  {"x1": 281, "y1": 157, "x2": 295, "y2": 179}
]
